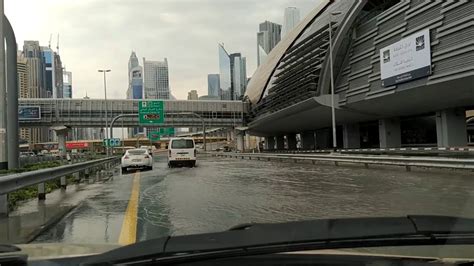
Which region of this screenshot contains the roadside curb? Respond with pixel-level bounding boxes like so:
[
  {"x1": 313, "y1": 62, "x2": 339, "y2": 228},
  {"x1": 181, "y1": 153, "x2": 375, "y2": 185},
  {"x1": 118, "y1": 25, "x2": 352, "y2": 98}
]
[{"x1": 24, "y1": 205, "x2": 77, "y2": 244}]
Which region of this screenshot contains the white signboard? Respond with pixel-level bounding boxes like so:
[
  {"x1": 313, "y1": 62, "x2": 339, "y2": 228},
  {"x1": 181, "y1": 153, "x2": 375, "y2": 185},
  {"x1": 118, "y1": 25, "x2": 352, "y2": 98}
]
[{"x1": 380, "y1": 29, "x2": 431, "y2": 87}]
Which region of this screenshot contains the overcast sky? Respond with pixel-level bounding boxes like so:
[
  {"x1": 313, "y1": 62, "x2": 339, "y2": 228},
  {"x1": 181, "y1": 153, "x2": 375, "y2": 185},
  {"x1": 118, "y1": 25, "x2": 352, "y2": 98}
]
[{"x1": 6, "y1": 0, "x2": 317, "y2": 100}]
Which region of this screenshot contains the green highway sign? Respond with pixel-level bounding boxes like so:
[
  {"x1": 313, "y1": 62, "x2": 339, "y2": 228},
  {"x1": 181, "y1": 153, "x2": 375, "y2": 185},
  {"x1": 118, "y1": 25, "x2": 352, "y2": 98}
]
[
  {"x1": 138, "y1": 100, "x2": 164, "y2": 125},
  {"x1": 148, "y1": 131, "x2": 161, "y2": 141},
  {"x1": 103, "y1": 138, "x2": 121, "y2": 147},
  {"x1": 159, "y1": 127, "x2": 175, "y2": 136}
]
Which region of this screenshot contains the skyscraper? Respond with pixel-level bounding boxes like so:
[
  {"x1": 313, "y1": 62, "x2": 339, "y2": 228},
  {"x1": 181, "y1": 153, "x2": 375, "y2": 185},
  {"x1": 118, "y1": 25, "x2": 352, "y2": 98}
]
[
  {"x1": 230, "y1": 54, "x2": 247, "y2": 99},
  {"x1": 127, "y1": 52, "x2": 144, "y2": 100},
  {"x1": 218, "y1": 44, "x2": 247, "y2": 100},
  {"x1": 143, "y1": 58, "x2": 170, "y2": 99},
  {"x1": 23, "y1": 41, "x2": 44, "y2": 98},
  {"x1": 187, "y1": 90, "x2": 199, "y2": 100},
  {"x1": 23, "y1": 41, "x2": 48, "y2": 143},
  {"x1": 17, "y1": 51, "x2": 29, "y2": 98},
  {"x1": 282, "y1": 7, "x2": 301, "y2": 37},
  {"x1": 218, "y1": 44, "x2": 232, "y2": 100},
  {"x1": 54, "y1": 53, "x2": 64, "y2": 98},
  {"x1": 63, "y1": 70, "x2": 72, "y2": 98},
  {"x1": 207, "y1": 74, "x2": 220, "y2": 97},
  {"x1": 257, "y1": 21, "x2": 282, "y2": 66},
  {"x1": 17, "y1": 51, "x2": 31, "y2": 143},
  {"x1": 127, "y1": 52, "x2": 144, "y2": 137},
  {"x1": 41, "y1": 46, "x2": 55, "y2": 98}
]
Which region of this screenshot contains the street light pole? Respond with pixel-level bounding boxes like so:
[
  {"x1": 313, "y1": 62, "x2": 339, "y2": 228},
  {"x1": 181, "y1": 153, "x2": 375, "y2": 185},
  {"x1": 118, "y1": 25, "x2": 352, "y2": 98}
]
[
  {"x1": 98, "y1": 69, "x2": 111, "y2": 155},
  {"x1": 329, "y1": 11, "x2": 341, "y2": 151}
]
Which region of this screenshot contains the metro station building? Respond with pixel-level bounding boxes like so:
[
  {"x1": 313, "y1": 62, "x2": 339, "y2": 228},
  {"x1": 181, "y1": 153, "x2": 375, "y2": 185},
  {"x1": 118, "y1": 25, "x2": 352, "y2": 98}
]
[{"x1": 245, "y1": 0, "x2": 473, "y2": 149}]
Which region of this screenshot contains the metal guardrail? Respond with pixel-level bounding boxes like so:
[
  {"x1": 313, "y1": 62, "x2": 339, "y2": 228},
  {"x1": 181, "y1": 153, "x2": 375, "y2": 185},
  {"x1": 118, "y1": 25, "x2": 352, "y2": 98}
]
[
  {"x1": 265, "y1": 147, "x2": 474, "y2": 154},
  {"x1": 18, "y1": 154, "x2": 89, "y2": 167},
  {"x1": 213, "y1": 152, "x2": 474, "y2": 171},
  {"x1": 0, "y1": 156, "x2": 120, "y2": 216}
]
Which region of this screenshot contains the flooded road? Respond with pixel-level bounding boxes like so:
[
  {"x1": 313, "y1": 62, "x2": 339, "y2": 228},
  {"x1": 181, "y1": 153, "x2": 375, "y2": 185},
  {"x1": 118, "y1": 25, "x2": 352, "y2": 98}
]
[{"x1": 35, "y1": 153, "x2": 474, "y2": 244}]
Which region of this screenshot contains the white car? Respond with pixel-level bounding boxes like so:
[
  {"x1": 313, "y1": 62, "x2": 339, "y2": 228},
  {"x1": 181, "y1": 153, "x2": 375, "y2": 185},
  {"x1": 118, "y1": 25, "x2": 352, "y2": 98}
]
[
  {"x1": 168, "y1": 138, "x2": 196, "y2": 168},
  {"x1": 121, "y1": 148, "x2": 153, "y2": 173}
]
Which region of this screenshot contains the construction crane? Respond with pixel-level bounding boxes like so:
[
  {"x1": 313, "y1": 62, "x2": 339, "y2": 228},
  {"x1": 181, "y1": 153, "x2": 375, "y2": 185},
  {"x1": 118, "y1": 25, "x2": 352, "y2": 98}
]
[{"x1": 56, "y1": 34, "x2": 60, "y2": 53}]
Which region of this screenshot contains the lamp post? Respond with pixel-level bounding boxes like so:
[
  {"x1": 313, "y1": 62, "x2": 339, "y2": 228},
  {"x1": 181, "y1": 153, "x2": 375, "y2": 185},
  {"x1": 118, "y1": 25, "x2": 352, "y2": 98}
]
[
  {"x1": 329, "y1": 11, "x2": 342, "y2": 151},
  {"x1": 98, "y1": 69, "x2": 111, "y2": 155}
]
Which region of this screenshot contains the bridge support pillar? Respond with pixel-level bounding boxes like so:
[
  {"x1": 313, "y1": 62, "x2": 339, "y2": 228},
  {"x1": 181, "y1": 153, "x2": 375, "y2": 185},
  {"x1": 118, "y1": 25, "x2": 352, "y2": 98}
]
[
  {"x1": 301, "y1": 132, "x2": 316, "y2": 150},
  {"x1": 287, "y1": 134, "x2": 297, "y2": 150},
  {"x1": 379, "y1": 118, "x2": 401, "y2": 148},
  {"x1": 276, "y1": 136, "x2": 285, "y2": 150},
  {"x1": 343, "y1": 124, "x2": 360, "y2": 149},
  {"x1": 245, "y1": 133, "x2": 251, "y2": 150},
  {"x1": 436, "y1": 108, "x2": 467, "y2": 147},
  {"x1": 53, "y1": 126, "x2": 70, "y2": 157},
  {"x1": 265, "y1": 137, "x2": 275, "y2": 150},
  {"x1": 236, "y1": 131, "x2": 245, "y2": 152}
]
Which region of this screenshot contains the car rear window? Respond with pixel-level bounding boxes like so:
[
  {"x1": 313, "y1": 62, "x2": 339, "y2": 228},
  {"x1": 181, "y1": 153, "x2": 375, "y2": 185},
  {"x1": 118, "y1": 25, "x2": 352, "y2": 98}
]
[
  {"x1": 171, "y1": 139, "x2": 194, "y2": 149},
  {"x1": 128, "y1": 149, "x2": 147, "y2": 155}
]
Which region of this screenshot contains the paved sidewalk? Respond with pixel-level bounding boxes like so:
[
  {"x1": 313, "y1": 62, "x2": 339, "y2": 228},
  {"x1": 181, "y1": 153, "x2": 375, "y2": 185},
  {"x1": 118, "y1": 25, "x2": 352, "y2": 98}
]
[{"x1": 0, "y1": 180, "x2": 113, "y2": 244}]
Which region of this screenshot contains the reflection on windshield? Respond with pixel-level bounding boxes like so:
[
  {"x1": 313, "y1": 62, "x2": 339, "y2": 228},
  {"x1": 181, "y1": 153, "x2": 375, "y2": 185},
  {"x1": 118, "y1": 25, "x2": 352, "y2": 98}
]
[{"x1": 3, "y1": 0, "x2": 474, "y2": 263}]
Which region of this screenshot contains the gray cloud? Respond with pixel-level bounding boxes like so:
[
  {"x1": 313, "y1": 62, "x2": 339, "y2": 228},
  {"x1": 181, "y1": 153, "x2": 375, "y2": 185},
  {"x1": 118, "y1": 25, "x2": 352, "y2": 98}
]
[{"x1": 7, "y1": 0, "x2": 317, "y2": 99}]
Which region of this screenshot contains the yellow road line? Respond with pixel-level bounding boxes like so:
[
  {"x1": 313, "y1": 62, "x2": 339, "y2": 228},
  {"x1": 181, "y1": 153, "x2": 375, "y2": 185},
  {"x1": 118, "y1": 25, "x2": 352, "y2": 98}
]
[{"x1": 118, "y1": 172, "x2": 140, "y2": 245}]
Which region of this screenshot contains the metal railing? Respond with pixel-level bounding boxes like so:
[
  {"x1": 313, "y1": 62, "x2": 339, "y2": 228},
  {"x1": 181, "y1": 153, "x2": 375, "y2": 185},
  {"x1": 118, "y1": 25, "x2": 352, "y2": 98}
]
[
  {"x1": 18, "y1": 154, "x2": 90, "y2": 168},
  {"x1": 0, "y1": 156, "x2": 120, "y2": 216},
  {"x1": 213, "y1": 152, "x2": 474, "y2": 171}
]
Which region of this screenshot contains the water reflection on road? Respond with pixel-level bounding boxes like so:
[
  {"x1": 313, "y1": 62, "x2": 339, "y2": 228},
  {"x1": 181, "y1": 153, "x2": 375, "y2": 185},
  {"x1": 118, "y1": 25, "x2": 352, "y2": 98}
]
[{"x1": 36, "y1": 153, "x2": 474, "y2": 244}]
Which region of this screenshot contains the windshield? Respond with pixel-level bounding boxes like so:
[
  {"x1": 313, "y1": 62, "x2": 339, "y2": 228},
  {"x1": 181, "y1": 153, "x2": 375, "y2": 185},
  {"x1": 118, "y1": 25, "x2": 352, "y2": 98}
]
[
  {"x1": 4, "y1": 0, "x2": 474, "y2": 262},
  {"x1": 171, "y1": 139, "x2": 194, "y2": 149}
]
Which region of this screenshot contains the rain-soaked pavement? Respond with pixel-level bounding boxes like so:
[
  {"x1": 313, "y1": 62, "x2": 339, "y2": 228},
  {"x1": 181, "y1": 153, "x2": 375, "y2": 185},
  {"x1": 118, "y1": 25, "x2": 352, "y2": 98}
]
[{"x1": 34, "y1": 153, "x2": 474, "y2": 244}]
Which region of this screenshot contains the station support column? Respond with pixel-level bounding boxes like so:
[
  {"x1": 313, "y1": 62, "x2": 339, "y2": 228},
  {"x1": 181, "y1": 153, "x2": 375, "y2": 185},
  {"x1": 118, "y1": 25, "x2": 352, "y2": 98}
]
[{"x1": 436, "y1": 108, "x2": 467, "y2": 147}]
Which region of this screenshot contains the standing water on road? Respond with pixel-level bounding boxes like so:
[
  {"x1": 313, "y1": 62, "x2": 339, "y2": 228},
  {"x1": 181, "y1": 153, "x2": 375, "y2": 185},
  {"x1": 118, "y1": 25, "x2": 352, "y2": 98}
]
[{"x1": 36, "y1": 154, "x2": 474, "y2": 243}]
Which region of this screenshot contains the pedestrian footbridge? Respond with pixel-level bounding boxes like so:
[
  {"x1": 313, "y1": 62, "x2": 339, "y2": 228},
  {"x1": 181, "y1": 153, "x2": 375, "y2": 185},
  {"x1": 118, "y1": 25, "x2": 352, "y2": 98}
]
[{"x1": 19, "y1": 98, "x2": 248, "y2": 128}]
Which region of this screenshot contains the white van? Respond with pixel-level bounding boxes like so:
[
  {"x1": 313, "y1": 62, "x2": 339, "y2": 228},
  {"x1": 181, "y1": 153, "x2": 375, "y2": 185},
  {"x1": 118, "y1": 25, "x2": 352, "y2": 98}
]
[{"x1": 168, "y1": 138, "x2": 196, "y2": 168}]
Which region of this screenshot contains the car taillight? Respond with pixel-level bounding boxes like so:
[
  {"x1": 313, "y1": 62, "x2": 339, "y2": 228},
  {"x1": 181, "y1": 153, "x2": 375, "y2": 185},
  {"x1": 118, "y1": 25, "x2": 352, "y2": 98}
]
[
  {"x1": 169, "y1": 150, "x2": 171, "y2": 156},
  {"x1": 124, "y1": 156, "x2": 129, "y2": 159},
  {"x1": 194, "y1": 149, "x2": 196, "y2": 157}
]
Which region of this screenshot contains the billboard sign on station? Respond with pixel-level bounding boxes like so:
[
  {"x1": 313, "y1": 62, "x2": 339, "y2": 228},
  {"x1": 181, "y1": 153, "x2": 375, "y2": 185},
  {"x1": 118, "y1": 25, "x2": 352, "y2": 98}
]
[{"x1": 380, "y1": 29, "x2": 431, "y2": 87}]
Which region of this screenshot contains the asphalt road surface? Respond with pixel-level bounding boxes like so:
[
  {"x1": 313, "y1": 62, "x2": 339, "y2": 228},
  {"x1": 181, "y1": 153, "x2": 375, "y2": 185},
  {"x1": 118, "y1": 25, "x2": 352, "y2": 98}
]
[{"x1": 34, "y1": 153, "x2": 474, "y2": 245}]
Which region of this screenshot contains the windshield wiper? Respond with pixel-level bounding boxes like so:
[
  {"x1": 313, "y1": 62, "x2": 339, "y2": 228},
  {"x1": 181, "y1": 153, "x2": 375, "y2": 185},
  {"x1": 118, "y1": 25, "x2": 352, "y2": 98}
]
[
  {"x1": 83, "y1": 215, "x2": 474, "y2": 265},
  {"x1": 0, "y1": 244, "x2": 21, "y2": 253}
]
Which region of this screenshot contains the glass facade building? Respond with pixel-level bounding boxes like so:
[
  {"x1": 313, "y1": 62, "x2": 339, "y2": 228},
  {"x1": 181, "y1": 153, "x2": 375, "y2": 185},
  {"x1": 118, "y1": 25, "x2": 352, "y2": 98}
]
[
  {"x1": 207, "y1": 74, "x2": 220, "y2": 97},
  {"x1": 127, "y1": 52, "x2": 145, "y2": 137},
  {"x1": 257, "y1": 21, "x2": 282, "y2": 66},
  {"x1": 63, "y1": 71, "x2": 72, "y2": 98},
  {"x1": 218, "y1": 44, "x2": 232, "y2": 100},
  {"x1": 282, "y1": 7, "x2": 301, "y2": 37},
  {"x1": 42, "y1": 48, "x2": 54, "y2": 98},
  {"x1": 218, "y1": 44, "x2": 247, "y2": 100},
  {"x1": 143, "y1": 58, "x2": 170, "y2": 100}
]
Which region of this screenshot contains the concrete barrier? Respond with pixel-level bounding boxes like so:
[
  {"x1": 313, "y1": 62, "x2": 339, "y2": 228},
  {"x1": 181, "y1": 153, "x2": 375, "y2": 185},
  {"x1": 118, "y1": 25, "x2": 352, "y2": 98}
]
[{"x1": 212, "y1": 152, "x2": 474, "y2": 171}]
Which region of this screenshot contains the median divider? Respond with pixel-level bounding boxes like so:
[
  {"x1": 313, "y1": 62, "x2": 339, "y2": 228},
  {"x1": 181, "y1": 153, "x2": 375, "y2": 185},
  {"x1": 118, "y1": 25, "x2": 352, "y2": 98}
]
[
  {"x1": 212, "y1": 152, "x2": 474, "y2": 171},
  {"x1": 0, "y1": 156, "x2": 121, "y2": 217}
]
